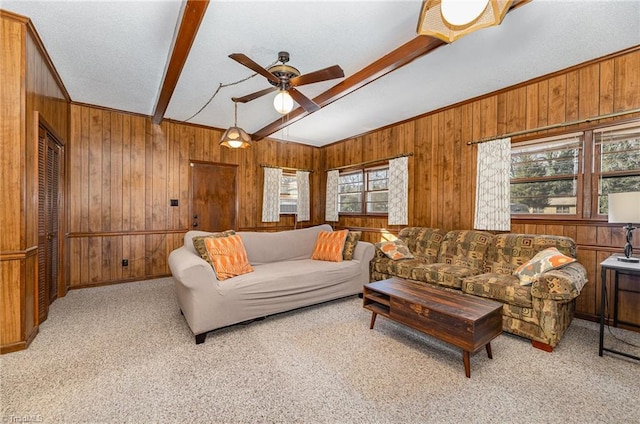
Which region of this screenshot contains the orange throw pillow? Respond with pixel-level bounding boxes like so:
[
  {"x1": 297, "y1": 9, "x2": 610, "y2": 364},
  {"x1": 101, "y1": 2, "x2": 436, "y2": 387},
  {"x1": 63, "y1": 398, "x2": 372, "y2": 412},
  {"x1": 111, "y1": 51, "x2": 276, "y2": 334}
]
[
  {"x1": 311, "y1": 230, "x2": 349, "y2": 262},
  {"x1": 204, "y1": 234, "x2": 253, "y2": 281}
]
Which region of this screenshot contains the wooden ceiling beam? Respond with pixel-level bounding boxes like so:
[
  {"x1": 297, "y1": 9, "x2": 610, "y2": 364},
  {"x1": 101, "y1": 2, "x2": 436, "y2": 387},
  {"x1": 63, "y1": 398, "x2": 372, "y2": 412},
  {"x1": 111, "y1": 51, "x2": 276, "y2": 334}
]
[
  {"x1": 251, "y1": 0, "x2": 530, "y2": 141},
  {"x1": 251, "y1": 36, "x2": 445, "y2": 141},
  {"x1": 152, "y1": 0, "x2": 209, "y2": 125}
]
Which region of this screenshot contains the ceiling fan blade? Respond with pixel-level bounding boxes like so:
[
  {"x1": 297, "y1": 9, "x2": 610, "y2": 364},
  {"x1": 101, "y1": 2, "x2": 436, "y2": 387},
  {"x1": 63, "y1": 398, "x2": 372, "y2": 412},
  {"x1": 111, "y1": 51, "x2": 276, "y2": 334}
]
[
  {"x1": 288, "y1": 88, "x2": 320, "y2": 113},
  {"x1": 229, "y1": 53, "x2": 280, "y2": 85},
  {"x1": 290, "y1": 65, "x2": 344, "y2": 86},
  {"x1": 232, "y1": 87, "x2": 278, "y2": 103}
]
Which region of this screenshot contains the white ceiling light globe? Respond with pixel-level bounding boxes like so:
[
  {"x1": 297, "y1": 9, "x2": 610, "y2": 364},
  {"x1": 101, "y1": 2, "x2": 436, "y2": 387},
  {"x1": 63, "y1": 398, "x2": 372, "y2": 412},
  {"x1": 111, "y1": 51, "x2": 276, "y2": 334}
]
[
  {"x1": 441, "y1": 0, "x2": 490, "y2": 26},
  {"x1": 274, "y1": 91, "x2": 294, "y2": 114}
]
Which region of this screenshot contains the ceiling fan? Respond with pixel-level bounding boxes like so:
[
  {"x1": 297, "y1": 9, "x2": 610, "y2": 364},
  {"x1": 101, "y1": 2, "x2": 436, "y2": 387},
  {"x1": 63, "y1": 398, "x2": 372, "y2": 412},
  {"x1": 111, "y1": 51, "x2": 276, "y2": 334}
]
[{"x1": 229, "y1": 51, "x2": 344, "y2": 114}]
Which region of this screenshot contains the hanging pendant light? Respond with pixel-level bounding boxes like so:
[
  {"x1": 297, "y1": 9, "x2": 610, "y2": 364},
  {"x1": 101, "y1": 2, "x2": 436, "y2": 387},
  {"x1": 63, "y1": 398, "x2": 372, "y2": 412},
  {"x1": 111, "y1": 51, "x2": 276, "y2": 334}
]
[
  {"x1": 219, "y1": 101, "x2": 252, "y2": 149},
  {"x1": 417, "y1": 0, "x2": 514, "y2": 43}
]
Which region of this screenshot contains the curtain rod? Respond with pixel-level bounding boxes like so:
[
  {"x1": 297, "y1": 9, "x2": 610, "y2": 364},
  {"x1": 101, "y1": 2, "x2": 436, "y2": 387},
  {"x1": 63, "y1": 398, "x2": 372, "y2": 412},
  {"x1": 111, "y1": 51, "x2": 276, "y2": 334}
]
[
  {"x1": 466, "y1": 108, "x2": 640, "y2": 146},
  {"x1": 327, "y1": 152, "x2": 414, "y2": 171},
  {"x1": 260, "y1": 164, "x2": 314, "y2": 173}
]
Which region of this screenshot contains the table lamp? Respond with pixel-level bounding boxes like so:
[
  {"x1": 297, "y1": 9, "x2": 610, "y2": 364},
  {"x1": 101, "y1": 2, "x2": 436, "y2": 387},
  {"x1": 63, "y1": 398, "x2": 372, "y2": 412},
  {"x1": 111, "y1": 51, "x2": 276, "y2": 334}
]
[{"x1": 608, "y1": 192, "x2": 640, "y2": 263}]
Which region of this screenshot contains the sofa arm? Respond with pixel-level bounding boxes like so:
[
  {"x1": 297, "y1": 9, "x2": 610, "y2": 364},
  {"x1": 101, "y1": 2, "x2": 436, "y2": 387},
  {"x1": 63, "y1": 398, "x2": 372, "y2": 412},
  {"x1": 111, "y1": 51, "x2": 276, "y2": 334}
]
[
  {"x1": 530, "y1": 262, "x2": 588, "y2": 301},
  {"x1": 353, "y1": 241, "x2": 375, "y2": 264},
  {"x1": 168, "y1": 246, "x2": 218, "y2": 289}
]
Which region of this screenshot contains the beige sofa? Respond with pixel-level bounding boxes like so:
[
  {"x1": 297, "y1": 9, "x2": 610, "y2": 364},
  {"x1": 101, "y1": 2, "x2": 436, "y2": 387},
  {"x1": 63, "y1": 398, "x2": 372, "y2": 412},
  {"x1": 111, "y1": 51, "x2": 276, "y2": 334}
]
[
  {"x1": 370, "y1": 228, "x2": 588, "y2": 351},
  {"x1": 168, "y1": 224, "x2": 375, "y2": 344}
]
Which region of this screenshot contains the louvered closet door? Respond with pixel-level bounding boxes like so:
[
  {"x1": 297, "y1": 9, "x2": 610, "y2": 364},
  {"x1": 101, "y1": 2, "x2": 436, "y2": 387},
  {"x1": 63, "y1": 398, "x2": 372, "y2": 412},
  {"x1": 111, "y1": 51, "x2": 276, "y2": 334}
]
[{"x1": 37, "y1": 126, "x2": 62, "y2": 323}]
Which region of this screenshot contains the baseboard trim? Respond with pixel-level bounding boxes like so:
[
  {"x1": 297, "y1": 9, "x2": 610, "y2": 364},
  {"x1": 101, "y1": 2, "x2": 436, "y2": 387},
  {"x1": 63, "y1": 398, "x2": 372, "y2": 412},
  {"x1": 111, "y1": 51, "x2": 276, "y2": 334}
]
[
  {"x1": 69, "y1": 274, "x2": 172, "y2": 290},
  {"x1": 1, "y1": 326, "x2": 39, "y2": 355}
]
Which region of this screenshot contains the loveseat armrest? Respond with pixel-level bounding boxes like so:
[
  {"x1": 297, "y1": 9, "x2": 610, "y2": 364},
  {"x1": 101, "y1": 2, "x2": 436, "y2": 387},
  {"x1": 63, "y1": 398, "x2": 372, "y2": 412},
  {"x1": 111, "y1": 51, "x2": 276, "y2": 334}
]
[
  {"x1": 530, "y1": 262, "x2": 588, "y2": 301},
  {"x1": 168, "y1": 246, "x2": 218, "y2": 289}
]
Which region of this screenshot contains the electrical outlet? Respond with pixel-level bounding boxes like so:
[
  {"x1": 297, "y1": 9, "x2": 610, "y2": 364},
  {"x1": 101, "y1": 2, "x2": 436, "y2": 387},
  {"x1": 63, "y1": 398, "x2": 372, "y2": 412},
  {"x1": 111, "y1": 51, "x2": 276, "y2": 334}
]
[
  {"x1": 122, "y1": 259, "x2": 128, "y2": 267},
  {"x1": 170, "y1": 199, "x2": 179, "y2": 207}
]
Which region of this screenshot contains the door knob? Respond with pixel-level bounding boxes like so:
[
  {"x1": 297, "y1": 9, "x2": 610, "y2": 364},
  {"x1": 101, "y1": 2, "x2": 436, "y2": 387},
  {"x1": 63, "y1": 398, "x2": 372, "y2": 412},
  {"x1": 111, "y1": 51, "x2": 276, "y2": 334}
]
[
  {"x1": 193, "y1": 214, "x2": 198, "y2": 219},
  {"x1": 193, "y1": 222, "x2": 198, "y2": 227}
]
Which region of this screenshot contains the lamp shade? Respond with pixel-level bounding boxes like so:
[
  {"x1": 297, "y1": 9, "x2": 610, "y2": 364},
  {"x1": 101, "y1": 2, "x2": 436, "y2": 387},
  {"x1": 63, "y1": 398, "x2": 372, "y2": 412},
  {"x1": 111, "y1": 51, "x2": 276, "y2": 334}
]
[
  {"x1": 219, "y1": 126, "x2": 251, "y2": 149},
  {"x1": 417, "y1": 0, "x2": 513, "y2": 43},
  {"x1": 608, "y1": 192, "x2": 640, "y2": 223}
]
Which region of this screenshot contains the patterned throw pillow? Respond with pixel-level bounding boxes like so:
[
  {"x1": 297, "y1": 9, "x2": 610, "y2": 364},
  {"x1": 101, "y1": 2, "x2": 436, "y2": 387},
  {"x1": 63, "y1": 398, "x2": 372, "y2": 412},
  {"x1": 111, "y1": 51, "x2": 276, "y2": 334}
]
[
  {"x1": 514, "y1": 247, "x2": 576, "y2": 286},
  {"x1": 375, "y1": 239, "x2": 414, "y2": 260},
  {"x1": 204, "y1": 234, "x2": 253, "y2": 281},
  {"x1": 311, "y1": 230, "x2": 349, "y2": 262},
  {"x1": 342, "y1": 231, "x2": 362, "y2": 261},
  {"x1": 192, "y1": 230, "x2": 236, "y2": 268}
]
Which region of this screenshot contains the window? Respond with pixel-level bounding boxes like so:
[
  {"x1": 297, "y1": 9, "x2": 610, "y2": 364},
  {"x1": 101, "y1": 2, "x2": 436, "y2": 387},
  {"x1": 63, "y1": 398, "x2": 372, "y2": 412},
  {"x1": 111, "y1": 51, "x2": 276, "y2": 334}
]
[
  {"x1": 594, "y1": 125, "x2": 640, "y2": 215},
  {"x1": 510, "y1": 121, "x2": 640, "y2": 219},
  {"x1": 338, "y1": 166, "x2": 389, "y2": 214},
  {"x1": 510, "y1": 135, "x2": 582, "y2": 216},
  {"x1": 279, "y1": 173, "x2": 297, "y2": 214}
]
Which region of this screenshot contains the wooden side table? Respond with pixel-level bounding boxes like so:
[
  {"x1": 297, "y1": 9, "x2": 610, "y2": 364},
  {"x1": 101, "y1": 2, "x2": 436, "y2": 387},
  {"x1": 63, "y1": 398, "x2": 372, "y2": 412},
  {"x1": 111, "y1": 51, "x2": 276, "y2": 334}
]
[{"x1": 599, "y1": 255, "x2": 640, "y2": 361}]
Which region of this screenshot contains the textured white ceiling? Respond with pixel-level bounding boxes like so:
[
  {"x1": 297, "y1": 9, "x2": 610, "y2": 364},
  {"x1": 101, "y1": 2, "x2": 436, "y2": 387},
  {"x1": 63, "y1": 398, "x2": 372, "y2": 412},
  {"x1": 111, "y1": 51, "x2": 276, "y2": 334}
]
[{"x1": 3, "y1": 0, "x2": 640, "y2": 146}]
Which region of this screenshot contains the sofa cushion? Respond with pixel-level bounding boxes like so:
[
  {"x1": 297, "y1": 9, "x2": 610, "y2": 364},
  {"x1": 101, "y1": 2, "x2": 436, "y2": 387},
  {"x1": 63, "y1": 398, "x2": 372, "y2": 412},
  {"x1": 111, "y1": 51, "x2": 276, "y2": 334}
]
[
  {"x1": 514, "y1": 247, "x2": 577, "y2": 285},
  {"x1": 311, "y1": 230, "x2": 349, "y2": 262},
  {"x1": 484, "y1": 233, "x2": 577, "y2": 275},
  {"x1": 412, "y1": 263, "x2": 482, "y2": 289},
  {"x1": 437, "y1": 230, "x2": 493, "y2": 270},
  {"x1": 371, "y1": 257, "x2": 428, "y2": 280},
  {"x1": 205, "y1": 235, "x2": 254, "y2": 281},
  {"x1": 461, "y1": 273, "x2": 533, "y2": 308},
  {"x1": 342, "y1": 231, "x2": 362, "y2": 260},
  {"x1": 376, "y1": 239, "x2": 414, "y2": 260},
  {"x1": 240, "y1": 224, "x2": 334, "y2": 265},
  {"x1": 398, "y1": 227, "x2": 446, "y2": 263}
]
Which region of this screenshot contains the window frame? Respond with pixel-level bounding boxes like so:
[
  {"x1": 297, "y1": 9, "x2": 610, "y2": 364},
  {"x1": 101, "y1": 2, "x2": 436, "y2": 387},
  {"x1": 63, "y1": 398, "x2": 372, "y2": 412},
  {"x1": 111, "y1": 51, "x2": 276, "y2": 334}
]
[
  {"x1": 510, "y1": 133, "x2": 584, "y2": 220},
  {"x1": 279, "y1": 172, "x2": 298, "y2": 215},
  {"x1": 338, "y1": 164, "x2": 389, "y2": 216},
  {"x1": 591, "y1": 122, "x2": 640, "y2": 220},
  {"x1": 509, "y1": 119, "x2": 640, "y2": 222}
]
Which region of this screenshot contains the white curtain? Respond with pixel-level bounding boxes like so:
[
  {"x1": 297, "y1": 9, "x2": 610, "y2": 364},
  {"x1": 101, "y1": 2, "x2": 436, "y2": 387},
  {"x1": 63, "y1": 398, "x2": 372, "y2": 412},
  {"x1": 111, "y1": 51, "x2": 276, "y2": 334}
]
[
  {"x1": 261, "y1": 167, "x2": 282, "y2": 223},
  {"x1": 325, "y1": 170, "x2": 339, "y2": 222},
  {"x1": 388, "y1": 156, "x2": 409, "y2": 225},
  {"x1": 296, "y1": 171, "x2": 310, "y2": 222},
  {"x1": 474, "y1": 137, "x2": 511, "y2": 231}
]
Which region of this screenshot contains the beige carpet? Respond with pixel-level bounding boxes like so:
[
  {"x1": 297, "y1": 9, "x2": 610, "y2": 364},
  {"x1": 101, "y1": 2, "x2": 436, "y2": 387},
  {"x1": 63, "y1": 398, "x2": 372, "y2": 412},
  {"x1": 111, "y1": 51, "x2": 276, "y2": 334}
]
[{"x1": 1, "y1": 277, "x2": 639, "y2": 423}]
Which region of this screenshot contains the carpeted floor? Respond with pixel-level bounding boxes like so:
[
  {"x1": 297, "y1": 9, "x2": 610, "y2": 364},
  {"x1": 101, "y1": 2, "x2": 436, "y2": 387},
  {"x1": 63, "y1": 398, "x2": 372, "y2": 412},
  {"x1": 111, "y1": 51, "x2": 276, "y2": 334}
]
[{"x1": 1, "y1": 277, "x2": 639, "y2": 423}]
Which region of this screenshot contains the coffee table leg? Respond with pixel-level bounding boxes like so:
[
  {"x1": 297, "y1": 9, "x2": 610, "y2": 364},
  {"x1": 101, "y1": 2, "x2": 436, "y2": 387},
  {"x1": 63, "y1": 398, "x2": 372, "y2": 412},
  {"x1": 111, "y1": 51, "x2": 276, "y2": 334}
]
[
  {"x1": 369, "y1": 312, "x2": 377, "y2": 329},
  {"x1": 463, "y1": 351, "x2": 471, "y2": 378},
  {"x1": 485, "y1": 342, "x2": 493, "y2": 359}
]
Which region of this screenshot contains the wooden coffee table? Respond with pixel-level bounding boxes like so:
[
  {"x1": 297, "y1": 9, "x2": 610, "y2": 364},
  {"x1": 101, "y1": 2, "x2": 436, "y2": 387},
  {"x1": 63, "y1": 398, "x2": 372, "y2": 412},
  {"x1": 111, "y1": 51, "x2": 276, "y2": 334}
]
[{"x1": 363, "y1": 277, "x2": 503, "y2": 378}]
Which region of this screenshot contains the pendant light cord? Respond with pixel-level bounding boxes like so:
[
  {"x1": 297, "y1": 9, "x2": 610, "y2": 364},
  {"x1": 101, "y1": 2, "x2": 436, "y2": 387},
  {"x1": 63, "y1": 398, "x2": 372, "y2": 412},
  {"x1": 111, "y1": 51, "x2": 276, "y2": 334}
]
[{"x1": 184, "y1": 59, "x2": 279, "y2": 122}]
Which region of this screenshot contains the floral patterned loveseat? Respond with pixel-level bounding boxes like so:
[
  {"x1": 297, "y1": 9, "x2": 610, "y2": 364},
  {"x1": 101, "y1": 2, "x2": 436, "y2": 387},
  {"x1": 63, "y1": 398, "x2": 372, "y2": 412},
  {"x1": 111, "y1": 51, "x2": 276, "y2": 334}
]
[{"x1": 370, "y1": 228, "x2": 588, "y2": 351}]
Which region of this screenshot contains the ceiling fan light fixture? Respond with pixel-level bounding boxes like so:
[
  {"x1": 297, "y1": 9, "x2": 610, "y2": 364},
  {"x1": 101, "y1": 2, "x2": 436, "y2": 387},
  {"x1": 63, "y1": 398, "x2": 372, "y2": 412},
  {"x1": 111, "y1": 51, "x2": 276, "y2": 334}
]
[
  {"x1": 417, "y1": 0, "x2": 513, "y2": 43},
  {"x1": 220, "y1": 102, "x2": 252, "y2": 149},
  {"x1": 274, "y1": 90, "x2": 294, "y2": 115}
]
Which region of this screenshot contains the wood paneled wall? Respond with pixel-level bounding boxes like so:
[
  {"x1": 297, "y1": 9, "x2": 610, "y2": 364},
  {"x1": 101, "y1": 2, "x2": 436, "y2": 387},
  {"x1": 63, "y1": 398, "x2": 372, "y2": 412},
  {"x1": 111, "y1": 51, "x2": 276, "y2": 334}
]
[
  {"x1": 1, "y1": 11, "x2": 69, "y2": 353},
  {"x1": 323, "y1": 47, "x2": 640, "y2": 324},
  {"x1": 67, "y1": 105, "x2": 322, "y2": 288}
]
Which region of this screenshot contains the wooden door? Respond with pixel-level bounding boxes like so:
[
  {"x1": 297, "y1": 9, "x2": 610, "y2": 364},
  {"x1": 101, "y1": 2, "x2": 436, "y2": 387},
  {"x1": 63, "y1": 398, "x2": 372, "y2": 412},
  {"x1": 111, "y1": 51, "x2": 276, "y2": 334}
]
[
  {"x1": 190, "y1": 161, "x2": 238, "y2": 232},
  {"x1": 37, "y1": 125, "x2": 63, "y2": 323}
]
